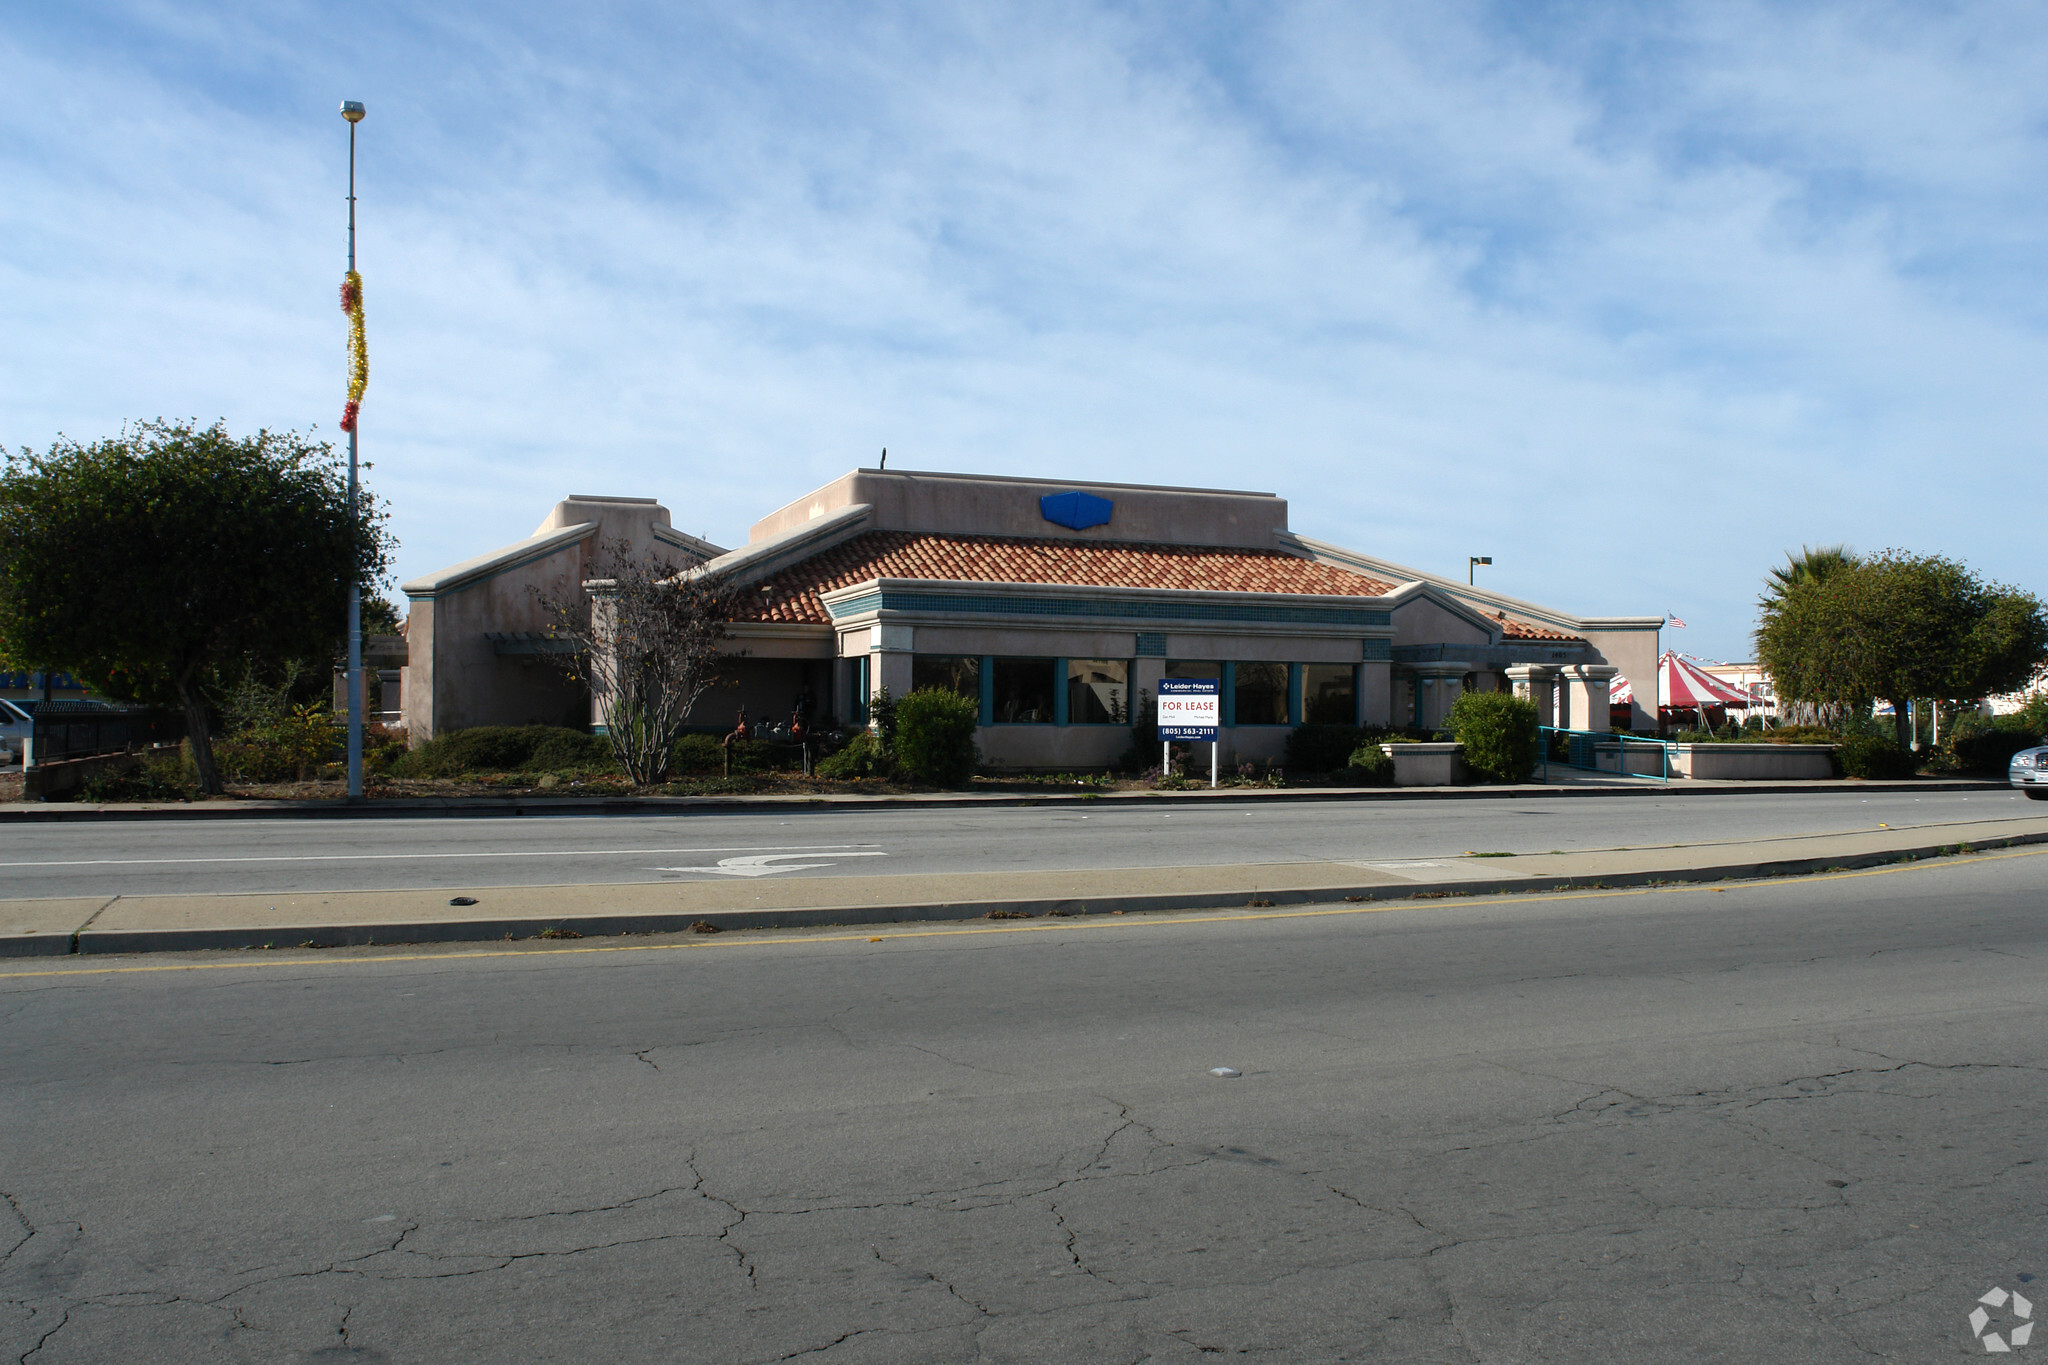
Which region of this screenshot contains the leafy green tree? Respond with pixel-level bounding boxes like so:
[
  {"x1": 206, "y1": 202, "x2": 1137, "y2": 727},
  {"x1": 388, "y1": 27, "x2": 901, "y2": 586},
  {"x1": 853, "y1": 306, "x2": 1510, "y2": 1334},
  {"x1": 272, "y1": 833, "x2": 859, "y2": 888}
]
[
  {"x1": 0, "y1": 420, "x2": 392, "y2": 793},
  {"x1": 1757, "y1": 550, "x2": 2048, "y2": 749}
]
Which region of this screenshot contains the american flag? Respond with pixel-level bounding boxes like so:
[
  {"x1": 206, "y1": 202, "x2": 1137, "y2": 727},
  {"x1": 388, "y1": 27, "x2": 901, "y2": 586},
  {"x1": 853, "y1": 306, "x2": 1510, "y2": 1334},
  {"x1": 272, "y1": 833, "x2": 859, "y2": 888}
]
[{"x1": 1667, "y1": 613, "x2": 1687, "y2": 628}]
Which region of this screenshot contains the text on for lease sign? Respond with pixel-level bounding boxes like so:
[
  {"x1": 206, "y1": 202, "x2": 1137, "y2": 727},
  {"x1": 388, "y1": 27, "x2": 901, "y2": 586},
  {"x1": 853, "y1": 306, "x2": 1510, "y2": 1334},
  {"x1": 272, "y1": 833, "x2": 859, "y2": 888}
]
[{"x1": 1158, "y1": 678, "x2": 1219, "y2": 740}]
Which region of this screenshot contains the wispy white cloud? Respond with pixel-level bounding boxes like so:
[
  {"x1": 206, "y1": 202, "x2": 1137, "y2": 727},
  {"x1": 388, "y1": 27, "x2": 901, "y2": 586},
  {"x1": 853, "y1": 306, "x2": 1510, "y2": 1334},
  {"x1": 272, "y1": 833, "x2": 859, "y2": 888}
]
[{"x1": 3, "y1": 0, "x2": 2045, "y2": 659}]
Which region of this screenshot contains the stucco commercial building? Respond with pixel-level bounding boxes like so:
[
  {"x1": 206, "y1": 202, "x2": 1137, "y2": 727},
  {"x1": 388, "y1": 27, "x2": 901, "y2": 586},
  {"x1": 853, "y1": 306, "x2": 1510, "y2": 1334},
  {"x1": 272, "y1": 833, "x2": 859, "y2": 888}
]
[{"x1": 401, "y1": 468, "x2": 1660, "y2": 766}]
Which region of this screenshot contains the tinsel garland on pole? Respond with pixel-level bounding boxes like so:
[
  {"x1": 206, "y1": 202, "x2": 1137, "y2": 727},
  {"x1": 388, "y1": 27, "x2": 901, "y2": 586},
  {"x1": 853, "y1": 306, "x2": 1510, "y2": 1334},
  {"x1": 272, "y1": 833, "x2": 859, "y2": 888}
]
[{"x1": 339, "y1": 270, "x2": 368, "y2": 432}]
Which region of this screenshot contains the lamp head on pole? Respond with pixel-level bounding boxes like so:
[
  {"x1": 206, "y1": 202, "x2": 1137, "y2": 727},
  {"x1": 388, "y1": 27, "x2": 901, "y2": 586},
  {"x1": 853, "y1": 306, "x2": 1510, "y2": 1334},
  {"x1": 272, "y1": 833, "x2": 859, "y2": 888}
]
[{"x1": 340, "y1": 100, "x2": 366, "y2": 123}]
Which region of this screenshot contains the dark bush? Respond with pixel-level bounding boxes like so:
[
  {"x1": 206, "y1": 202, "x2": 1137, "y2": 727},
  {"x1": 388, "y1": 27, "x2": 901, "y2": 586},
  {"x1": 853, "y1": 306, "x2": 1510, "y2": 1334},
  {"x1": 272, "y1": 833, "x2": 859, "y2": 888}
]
[
  {"x1": 387, "y1": 725, "x2": 614, "y2": 778},
  {"x1": 1448, "y1": 692, "x2": 1540, "y2": 783},
  {"x1": 1835, "y1": 733, "x2": 1921, "y2": 779},
  {"x1": 213, "y1": 738, "x2": 296, "y2": 783},
  {"x1": 869, "y1": 685, "x2": 900, "y2": 752},
  {"x1": 77, "y1": 756, "x2": 193, "y2": 802},
  {"x1": 816, "y1": 730, "x2": 894, "y2": 779},
  {"x1": 1342, "y1": 743, "x2": 1395, "y2": 786},
  {"x1": 1286, "y1": 724, "x2": 1374, "y2": 774},
  {"x1": 670, "y1": 732, "x2": 728, "y2": 774},
  {"x1": 893, "y1": 687, "x2": 980, "y2": 786},
  {"x1": 1948, "y1": 726, "x2": 2042, "y2": 773},
  {"x1": 525, "y1": 728, "x2": 614, "y2": 771}
]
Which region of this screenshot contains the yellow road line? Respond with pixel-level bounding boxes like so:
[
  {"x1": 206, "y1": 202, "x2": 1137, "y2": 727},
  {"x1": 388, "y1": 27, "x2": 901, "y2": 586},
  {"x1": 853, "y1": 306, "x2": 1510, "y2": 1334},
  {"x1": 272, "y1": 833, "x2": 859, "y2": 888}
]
[{"x1": 2, "y1": 844, "x2": 2040, "y2": 982}]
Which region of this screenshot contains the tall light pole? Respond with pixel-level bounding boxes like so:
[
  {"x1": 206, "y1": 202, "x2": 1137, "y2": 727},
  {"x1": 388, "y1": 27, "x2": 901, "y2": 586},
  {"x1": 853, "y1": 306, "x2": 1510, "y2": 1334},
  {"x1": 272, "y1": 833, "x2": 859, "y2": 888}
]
[
  {"x1": 1468, "y1": 555, "x2": 1492, "y2": 586},
  {"x1": 341, "y1": 99, "x2": 366, "y2": 801}
]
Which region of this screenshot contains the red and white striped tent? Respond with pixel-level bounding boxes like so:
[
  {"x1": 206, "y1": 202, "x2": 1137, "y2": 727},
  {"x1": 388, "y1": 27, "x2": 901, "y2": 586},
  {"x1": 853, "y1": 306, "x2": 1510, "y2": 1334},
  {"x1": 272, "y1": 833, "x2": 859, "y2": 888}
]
[{"x1": 1610, "y1": 653, "x2": 1754, "y2": 710}]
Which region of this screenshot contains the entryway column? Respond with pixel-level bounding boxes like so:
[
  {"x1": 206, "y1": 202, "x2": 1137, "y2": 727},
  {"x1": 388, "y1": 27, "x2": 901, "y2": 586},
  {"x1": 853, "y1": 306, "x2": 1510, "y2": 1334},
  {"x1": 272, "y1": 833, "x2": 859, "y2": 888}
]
[
  {"x1": 1505, "y1": 664, "x2": 1561, "y2": 728},
  {"x1": 1560, "y1": 664, "x2": 1619, "y2": 734}
]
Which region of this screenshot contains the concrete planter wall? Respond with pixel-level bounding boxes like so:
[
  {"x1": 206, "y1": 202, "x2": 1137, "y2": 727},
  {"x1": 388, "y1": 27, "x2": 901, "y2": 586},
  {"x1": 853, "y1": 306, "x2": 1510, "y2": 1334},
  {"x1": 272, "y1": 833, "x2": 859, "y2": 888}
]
[
  {"x1": 24, "y1": 751, "x2": 148, "y2": 801},
  {"x1": 1669, "y1": 742, "x2": 1837, "y2": 780},
  {"x1": 1381, "y1": 742, "x2": 1463, "y2": 787},
  {"x1": 1591, "y1": 741, "x2": 1673, "y2": 777}
]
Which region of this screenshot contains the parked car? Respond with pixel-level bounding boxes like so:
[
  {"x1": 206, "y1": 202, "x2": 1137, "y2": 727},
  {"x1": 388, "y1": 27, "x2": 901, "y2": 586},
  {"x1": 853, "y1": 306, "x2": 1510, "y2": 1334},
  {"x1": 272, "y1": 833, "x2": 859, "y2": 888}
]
[
  {"x1": 0, "y1": 698, "x2": 32, "y2": 764},
  {"x1": 2011, "y1": 746, "x2": 2048, "y2": 800}
]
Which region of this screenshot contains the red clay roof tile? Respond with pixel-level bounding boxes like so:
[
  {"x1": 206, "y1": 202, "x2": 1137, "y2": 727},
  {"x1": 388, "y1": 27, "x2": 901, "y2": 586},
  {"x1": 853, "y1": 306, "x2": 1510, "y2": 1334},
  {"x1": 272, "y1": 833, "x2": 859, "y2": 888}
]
[
  {"x1": 735, "y1": 531, "x2": 1583, "y2": 643},
  {"x1": 738, "y1": 531, "x2": 1399, "y2": 625}
]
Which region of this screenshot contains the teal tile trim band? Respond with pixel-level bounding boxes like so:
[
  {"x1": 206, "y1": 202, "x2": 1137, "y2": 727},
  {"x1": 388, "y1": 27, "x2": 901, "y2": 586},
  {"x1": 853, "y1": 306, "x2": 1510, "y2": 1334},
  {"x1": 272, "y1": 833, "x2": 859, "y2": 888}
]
[{"x1": 824, "y1": 590, "x2": 1392, "y2": 628}]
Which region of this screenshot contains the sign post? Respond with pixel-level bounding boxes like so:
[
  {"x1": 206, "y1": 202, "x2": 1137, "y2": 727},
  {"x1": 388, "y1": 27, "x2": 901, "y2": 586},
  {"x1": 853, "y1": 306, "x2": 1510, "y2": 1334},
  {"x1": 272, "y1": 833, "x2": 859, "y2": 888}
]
[{"x1": 1158, "y1": 678, "x2": 1221, "y2": 789}]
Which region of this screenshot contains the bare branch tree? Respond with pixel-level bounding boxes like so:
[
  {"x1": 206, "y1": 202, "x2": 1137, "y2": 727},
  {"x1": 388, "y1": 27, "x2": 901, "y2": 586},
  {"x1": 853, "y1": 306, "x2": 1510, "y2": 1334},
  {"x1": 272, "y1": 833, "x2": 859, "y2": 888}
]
[{"x1": 536, "y1": 541, "x2": 741, "y2": 785}]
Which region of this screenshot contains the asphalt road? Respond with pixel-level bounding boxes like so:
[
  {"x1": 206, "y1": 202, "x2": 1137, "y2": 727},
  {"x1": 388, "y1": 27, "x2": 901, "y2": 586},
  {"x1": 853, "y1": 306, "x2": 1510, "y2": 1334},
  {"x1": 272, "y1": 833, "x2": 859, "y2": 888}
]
[
  {"x1": 3, "y1": 847, "x2": 2045, "y2": 1362},
  {"x1": 0, "y1": 789, "x2": 2034, "y2": 899}
]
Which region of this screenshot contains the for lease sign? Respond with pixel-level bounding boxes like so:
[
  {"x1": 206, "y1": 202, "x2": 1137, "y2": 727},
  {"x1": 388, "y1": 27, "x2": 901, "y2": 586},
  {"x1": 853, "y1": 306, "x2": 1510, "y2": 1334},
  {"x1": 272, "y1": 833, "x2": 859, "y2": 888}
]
[{"x1": 1158, "y1": 678, "x2": 1219, "y2": 740}]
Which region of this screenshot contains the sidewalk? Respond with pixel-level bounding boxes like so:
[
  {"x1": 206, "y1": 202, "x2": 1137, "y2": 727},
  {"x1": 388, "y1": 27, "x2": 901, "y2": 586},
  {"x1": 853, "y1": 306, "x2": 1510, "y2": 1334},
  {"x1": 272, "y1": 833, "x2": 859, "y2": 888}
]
[
  {"x1": 7, "y1": 811, "x2": 2045, "y2": 958},
  {"x1": 0, "y1": 772, "x2": 2015, "y2": 822}
]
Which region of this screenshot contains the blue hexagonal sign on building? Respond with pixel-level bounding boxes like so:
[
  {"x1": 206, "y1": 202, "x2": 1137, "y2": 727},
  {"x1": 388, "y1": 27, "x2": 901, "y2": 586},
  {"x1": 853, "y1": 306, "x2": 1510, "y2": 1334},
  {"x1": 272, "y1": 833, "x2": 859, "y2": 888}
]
[{"x1": 1039, "y1": 489, "x2": 1114, "y2": 531}]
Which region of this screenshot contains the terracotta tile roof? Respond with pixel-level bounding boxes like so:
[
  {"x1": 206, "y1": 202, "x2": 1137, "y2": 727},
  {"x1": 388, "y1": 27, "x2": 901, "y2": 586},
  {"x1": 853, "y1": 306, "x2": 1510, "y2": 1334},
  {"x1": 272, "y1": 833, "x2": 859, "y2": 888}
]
[
  {"x1": 1495, "y1": 612, "x2": 1581, "y2": 642},
  {"x1": 737, "y1": 531, "x2": 1401, "y2": 625}
]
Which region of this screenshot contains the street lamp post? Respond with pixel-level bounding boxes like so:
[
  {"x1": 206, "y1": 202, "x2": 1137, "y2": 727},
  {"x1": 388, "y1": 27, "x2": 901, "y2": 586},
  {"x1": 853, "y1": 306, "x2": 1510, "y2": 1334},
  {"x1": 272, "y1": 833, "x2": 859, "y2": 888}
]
[
  {"x1": 341, "y1": 100, "x2": 366, "y2": 801},
  {"x1": 1468, "y1": 555, "x2": 1492, "y2": 586}
]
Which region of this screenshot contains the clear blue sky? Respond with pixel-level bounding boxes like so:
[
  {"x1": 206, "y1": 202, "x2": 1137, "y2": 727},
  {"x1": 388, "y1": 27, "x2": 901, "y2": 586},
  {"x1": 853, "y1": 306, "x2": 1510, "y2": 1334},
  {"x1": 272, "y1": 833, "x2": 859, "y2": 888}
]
[{"x1": 5, "y1": 2, "x2": 2045, "y2": 661}]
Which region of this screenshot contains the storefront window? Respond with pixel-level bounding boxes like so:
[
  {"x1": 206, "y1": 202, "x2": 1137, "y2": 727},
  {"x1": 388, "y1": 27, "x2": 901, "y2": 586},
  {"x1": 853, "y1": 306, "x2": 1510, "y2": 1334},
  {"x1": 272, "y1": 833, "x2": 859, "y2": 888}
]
[
  {"x1": 1233, "y1": 662, "x2": 1289, "y2": 725},
  {"x1": 992, "y1": 658, "x2": 1056, "y2": 723},
  {"x1": 1164, "y1": 660, "x2": 1221, "y2": 681},
  {"x1": 912, "y1": 655, "x2": 980, "y2": 699},
  {"x1": 1066, "y1": 659, "x2": 1130, "y2": 724},
  {"x1": 1302, "y1": 664, "x2": 1355, "y2": 724}
]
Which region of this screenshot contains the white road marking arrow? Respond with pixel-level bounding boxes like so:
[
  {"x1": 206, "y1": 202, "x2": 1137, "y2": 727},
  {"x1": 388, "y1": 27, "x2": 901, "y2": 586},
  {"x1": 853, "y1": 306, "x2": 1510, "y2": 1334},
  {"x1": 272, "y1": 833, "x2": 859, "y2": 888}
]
[{"x1": 653, "y1": 852, "x2": 889, "y2": 878}]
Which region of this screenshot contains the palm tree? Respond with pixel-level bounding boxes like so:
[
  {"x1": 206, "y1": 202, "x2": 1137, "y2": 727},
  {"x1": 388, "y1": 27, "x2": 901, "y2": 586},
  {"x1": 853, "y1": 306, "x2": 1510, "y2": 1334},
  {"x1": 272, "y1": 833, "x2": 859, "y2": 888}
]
[
  {"x1": 1759, "y1": 545, "x2": 1859, "y2": 728},
  {"x1": 1762, "y1": 544, "x2": 1856, "y2": 608}
]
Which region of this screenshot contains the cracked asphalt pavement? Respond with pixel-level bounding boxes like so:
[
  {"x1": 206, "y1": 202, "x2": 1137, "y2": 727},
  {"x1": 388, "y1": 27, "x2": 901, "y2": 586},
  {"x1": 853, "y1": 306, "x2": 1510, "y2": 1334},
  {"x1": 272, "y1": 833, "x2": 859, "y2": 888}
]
[{"x1": 2, "y1": 848, "x2": 2043, "y2": 1361}]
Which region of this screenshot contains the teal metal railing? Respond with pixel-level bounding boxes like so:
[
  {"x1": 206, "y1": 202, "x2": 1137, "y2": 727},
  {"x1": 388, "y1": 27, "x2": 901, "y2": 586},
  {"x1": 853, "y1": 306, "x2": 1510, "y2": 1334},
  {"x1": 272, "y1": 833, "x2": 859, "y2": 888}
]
[{"x1": 1539, "y1": 726, "x2": 1671, "y2": 784}]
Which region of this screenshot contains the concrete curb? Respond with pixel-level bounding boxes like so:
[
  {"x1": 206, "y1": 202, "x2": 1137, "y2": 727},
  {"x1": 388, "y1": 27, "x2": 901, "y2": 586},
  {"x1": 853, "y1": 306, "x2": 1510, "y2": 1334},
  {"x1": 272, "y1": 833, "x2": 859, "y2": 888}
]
[
  {"x1": 0, "y1": 778, "x2": 2015, "y2": 823},
  {"x1": 39, "y1": 828, "x2": 2048, "y2": 958}
]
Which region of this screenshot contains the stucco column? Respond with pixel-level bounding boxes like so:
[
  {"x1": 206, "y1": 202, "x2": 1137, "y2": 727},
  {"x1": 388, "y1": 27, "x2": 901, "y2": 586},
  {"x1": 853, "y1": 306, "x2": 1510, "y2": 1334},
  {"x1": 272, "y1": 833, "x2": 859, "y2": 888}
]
[
  {"x1": 1505, "y1": 664, "x2": 1560, "y2": 728},
  {"x1": 1561, "y1": 664, "x2": 1619, "y2": 734},
  {"x1": 1358, "y1": 661, "x2": 1393, "y2": 728},
  {"x1": 870, "y1": 623, "x2": 914, "y2": 705},
  {"x1": 1410, "y1": 662, "x2": 1470, "y2": 732},
  {"x1": 1131, "y1": 658, "x2": 1165, "y2": 729}
]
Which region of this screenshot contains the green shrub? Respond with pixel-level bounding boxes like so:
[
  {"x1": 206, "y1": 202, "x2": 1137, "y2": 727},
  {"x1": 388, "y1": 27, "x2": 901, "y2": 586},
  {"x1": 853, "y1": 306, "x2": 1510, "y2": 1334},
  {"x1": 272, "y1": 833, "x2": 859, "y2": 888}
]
[
  {"x1": 524, "y1": 728, "x2": 614, "y2": 771},
  {"x1": 213, "y1": 737, "x2": 296, "y2": 783},
  {"x1": 364, "y1": 724, "x2": 409, "y2": 774},
  {"x1": 1286, "y1": 724, "x2": 1376, "y2": 773},
  {"x1": 892, "y1": 687, "x2": 980, "y2": 786},
  {"x1": 869, "y1": 685, "x2": 899, "y2": 752},
  {"x1": 816, "y1": 730, "x2": 895, "y2": 779},
  {"x1": 387, "y1": 725, "x2": 614, "y2": 778},
  {"x1": 1835, "y1": 734, "x2": 1921, "y2": 779},
  {"x1": 668, "y1": 732, "x2": 727, "y2": 774},
  {"x1": 1342, "y1": 743, "x2": 1395, "y2": 786},
  {"x1": 1948, "y1": 726, "x2": 2042, "y2": 773},
  {"x1": 78, "y1": 756, "x2": 193, "y2": 802},
  {"x1": 1448, "y1": 691, "x2": 1539, "y2": 783}
]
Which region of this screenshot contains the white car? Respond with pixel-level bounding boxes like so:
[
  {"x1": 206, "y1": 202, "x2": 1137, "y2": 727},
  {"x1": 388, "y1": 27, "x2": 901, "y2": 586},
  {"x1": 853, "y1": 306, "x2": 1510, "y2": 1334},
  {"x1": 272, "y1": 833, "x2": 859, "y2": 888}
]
[
  {"x1": 2012, "y1": 745, "x2": 2048, "y2": 800},
  {"x1": 0, "y1": 699, "x2": 30, "y2": 764}
]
